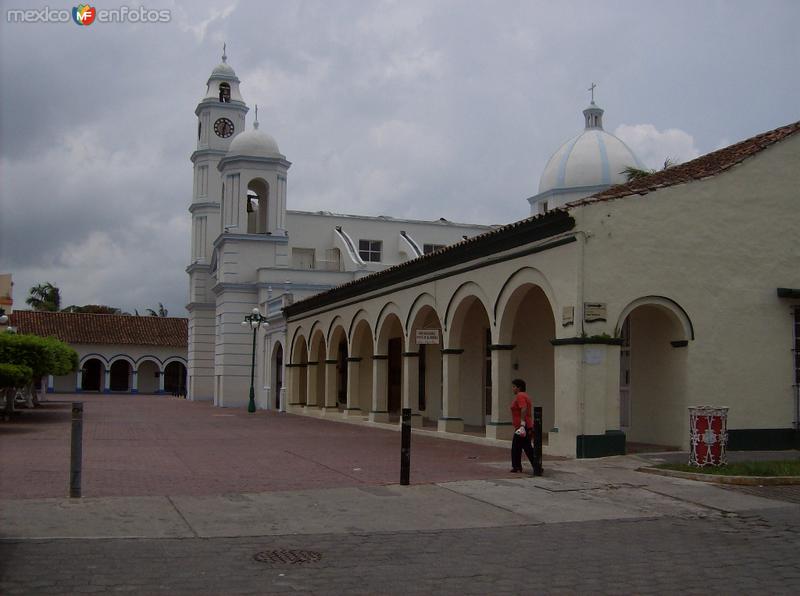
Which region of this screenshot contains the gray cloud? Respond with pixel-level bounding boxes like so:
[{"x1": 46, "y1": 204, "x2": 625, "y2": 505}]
[{"x1": 1, "y1": 0, "x2": 798, "y2": 316}]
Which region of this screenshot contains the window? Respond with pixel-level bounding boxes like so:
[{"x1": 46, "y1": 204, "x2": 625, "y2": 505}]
[
  {"x1": 423, "y1": 243, "x2": 445, "y2": 255},
  {"x1": 540, "y1": 200, "x2": 549, "y2": 214},
  {"x1": 359, "y1": 239, "x2": 382, "y2": 262},
  {"x1": 219, "y1": 82, "x2": 231, "y2": 103}
]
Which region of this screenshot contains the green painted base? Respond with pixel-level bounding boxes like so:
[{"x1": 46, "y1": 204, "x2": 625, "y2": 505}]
[
  {"x1": 727, "y1": 428, "x2": 800, "y2": 451},
  {"x1": 576, "y1": 430, "x2": 626, "y2": 458}
]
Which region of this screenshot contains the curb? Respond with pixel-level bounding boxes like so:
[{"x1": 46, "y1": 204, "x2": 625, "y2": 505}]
[{"x1": 636, "y1": 466, "x2": 800, "y2": 486}]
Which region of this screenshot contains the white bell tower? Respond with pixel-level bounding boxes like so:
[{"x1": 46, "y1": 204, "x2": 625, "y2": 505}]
[{"x1": 187, "y1": 46, "x2": 249, "y2": 402}]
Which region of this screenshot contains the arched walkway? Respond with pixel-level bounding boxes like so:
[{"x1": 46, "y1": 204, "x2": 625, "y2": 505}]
[
  {"x1": 350, "y1": 318, "x2": 374, "y2": 415},
  {"x1": 272, "y1": 342, "x2": 284, "y2": 410},
  {"x1": 137, "y1": 359, "x2": 160, "y2": 394},
  {"x1": 498, "y1": 283, "x2": 556, "y2": 435},
  {"x1": 81, "y1": 358, "x2": 104, "y2": 392},
  {"x1": 164, "y1": 361, "x2": 187, "y2": 396},
  {"x1": 407, "y1": 302, "x2": 443, "y2": 426},
  {"x1": 292, "y1": 336, "x2": 309, "y2": 405},
  {"x1": 447, "y1": 295, "x2": 491, "y2": 430},
  {"x1": 376, "y1": 310, "x2": 404, "y2": 419},
  {"x1": 109, "y1": 360, "x2": 132, "y2": 392},
  {"x1": 308, "y1": 329, "x2": 326, "y2": 409},
  {"x1": 619, "y1": 300, "x2": 690, "y2": 449},
  {"x1": 328, "y1": 325, "x2": 349, "y2": 411}
]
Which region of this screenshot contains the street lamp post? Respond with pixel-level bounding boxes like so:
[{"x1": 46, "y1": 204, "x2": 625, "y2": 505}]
[{"x1": 241, "y1": 307, "x2": 268, "y2": 413}]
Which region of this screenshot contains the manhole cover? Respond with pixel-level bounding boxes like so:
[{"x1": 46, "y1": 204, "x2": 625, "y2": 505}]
[{"x1": 254, "y1": 549, "x2": 322, "y2": 565}]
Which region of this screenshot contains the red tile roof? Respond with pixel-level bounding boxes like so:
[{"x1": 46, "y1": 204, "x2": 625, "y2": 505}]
[
  {"x1": 568, "y1": 120, "x2": 800, "y2": 207},
  {"x1": 8, "y1": 311, "x2": 187, "y2": 347}
]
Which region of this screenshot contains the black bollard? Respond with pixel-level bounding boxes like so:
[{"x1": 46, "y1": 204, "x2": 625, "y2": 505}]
[
  {"x1": 400, "y1": 408, "x2": 411, "y2": 485},
  {"x1": 70, "y1": 402, "x2": 83, "y2": 498},
  {"x1": 533, "y1": 406, "x2": 543, "y2": 476}
]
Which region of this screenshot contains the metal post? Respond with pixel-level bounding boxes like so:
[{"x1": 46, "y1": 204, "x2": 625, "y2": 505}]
[
  {"x1": 533, "y1": 406, "x2": 543, "y2": 476},
  {"x1": 248, "y1": 326, "x2": 257, "y2": 413},
  {"x1": 70, "y1": 402, "x2": 83, "y2": 498},
  {"x1": 400, "y1": 407, "x2": 411, "y2": 485}
]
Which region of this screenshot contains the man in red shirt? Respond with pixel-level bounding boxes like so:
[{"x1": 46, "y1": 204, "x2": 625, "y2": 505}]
[{"x1": 510, "y1": 378, "x2": 536, "y2": 473}]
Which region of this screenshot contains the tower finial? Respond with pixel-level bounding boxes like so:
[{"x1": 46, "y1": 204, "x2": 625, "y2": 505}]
[
  {"x1": 222, "y1": 42, "x2": 227, "y2": 63},
  {"x1": 588, "y1": 82, "x2": 596, "y2": 103},
  {"x1": 253, "y1": 104, "x2": 259, "y2": 130}
]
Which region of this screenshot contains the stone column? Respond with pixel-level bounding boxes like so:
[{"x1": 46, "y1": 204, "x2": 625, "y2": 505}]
[
  {"x1": 401, "y1": 351, "x2": 422, "y2": 427},
  {"x1": 343, "y1": 357, "x2": 362, "y2": 417},
  {"x1": 548, "y1": 339, "x2": 625, "y2": 459},
  {"x1": 322, "y1": 360, "x2": 339, "y2": 414},
  {"x1": 158, "y1": 371, "x2": 165, "y2": 394},
  {"x1": 103, "y1": 368, "x2": 111, "y2": 394},
  {"x1": 75, "y1": 369, "x2": 83, "y2": 392},
  {"x1": 131, "y1": 370, "x2": 139, "y2": 394},
  {"x1": 369, "y1": 355, "x2": 389, "y2": 422},
  {"x1": 486, "y1": 345, "x2": 514, "y2": 440},
  {"x1": 47, "y1": 375, "x2": 54, "y2": 394},
  {"x1": 305, "y1": 362, "x2": 319, "y2": 411},
  {"x1": 439, "y1": 348, "x2": 464, "y2": 433}
]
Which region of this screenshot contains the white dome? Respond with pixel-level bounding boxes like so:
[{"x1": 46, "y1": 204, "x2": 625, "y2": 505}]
[
  {"x1": 210, "y1": 62, "x2": 236, "y2": 78},
  {"x1": 538, "y1": 102, "x2": 643, "y2": 194},
  {"x1": 227, "y1": 127, "x2": 282, "y2": 159}
]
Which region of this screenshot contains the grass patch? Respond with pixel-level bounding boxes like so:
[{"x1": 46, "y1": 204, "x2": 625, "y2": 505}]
[{"x1": 655, "y1": 460, "x2": 800, "y2": 476}]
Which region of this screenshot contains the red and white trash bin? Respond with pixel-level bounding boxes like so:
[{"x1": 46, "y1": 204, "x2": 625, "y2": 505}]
[{"x1": 689, "y1": 406, "x2": 729, "y2": 467}]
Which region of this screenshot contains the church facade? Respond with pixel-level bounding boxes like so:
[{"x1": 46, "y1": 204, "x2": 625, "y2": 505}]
[
  {"x1": 284, "y1": 122, "x2": 800, "y2": 457},
  {"x1": 186, "y1": 52, "x2": 494, "y2": 409}
]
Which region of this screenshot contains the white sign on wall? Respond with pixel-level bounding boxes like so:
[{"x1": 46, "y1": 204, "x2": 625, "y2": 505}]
[{"x1": 416, "y1": 329, "x2": 440, "y2": 344}]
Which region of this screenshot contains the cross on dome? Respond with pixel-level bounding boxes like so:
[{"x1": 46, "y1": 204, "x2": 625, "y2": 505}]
[
  {"x1": 254, "y1": 104, "x2": 259, "y2": 130},
  {"x1": 588, "y1": 82, "x2": 597, "y2": 103}
]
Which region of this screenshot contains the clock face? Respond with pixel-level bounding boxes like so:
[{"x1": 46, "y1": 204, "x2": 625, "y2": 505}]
[{"x1": 213, "y1": 118, "x2": 234, "y2": 138}]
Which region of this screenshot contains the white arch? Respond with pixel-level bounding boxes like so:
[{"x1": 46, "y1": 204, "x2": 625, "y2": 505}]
[
  {"x1": 79, "y1": 353, "x2": 109, "y2": 367},
  {"x1": 108, "y1": 354, "x2": 136, "y2": 368},
  {"x1": 616, "y1": 296, "x2": 694, "y2": 341},
  {"x1": 494, "y1": 267, "x2": 558, "y2": 328},
  {"x1": 375, "y1": 301, "x2": 404, "y2": 343},
  {"x1": 404, "y1": 292, "x2": 439, "y2": 334},
  {"x1": 444, "y1": 282, "x2": 492, "y2": 346},
  {"x1": 136, "y1": 355, "x2": 162, "y2": 369}
]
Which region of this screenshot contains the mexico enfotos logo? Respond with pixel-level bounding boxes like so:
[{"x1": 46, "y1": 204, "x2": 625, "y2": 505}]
[{"x1": 6, "y1": 5, "x2": 171, "y2": 24}]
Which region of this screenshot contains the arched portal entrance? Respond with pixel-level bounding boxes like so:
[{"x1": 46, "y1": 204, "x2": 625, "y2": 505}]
[
  {"x1": 137, "y1": 360, "x2": 160, "y2": 394},
  {"x1": 328, "y1": 325, "x2": 348, "y2": 410},
  {"x1": 293, "y1": 337, "x2": 308, "y2": 405},
  {"x1": 164, "y1": 361, "x2": 187, "y2": 396},
  {"x1": 109, "y1": 360, "x2": 132, "y2": 392},
  {"x1": 81, "y1": 358, "x2": 103, "y2": 391},
  {"x1": 308, "y1": 329, "x2": 326, "y2": 409},
  {"x1": 498, "y1": 284, "x2": 556, "y2": 435},
  {"x1": 272, "y1": 342, "x2": 284, "y2": 409},
  {"x1": 447, "y1": 296, "x2": 491, "y2": 430},
  {"x1": 619, "y1": 301, "x2": 690, "y2": 449},
  {"x1": 350, "y1": 319, "x2": 374, "y2": 415},
  {"x1": 407, "y1": 302, "x2": 443, "y2": 426},
  {"x1": 376, "y1": 310, "x2": 404, "y2": 419}
]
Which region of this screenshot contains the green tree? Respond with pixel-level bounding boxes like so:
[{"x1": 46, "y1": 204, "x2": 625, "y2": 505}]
[
  {"x1": 0, "y1": 333, "x2": 78, "y2": 410},
  {"x1": 62, "y1": 304, "x2": 122, "y2": 315},
  {"x1": 26, "y1": 282, "x2": 61, "y2": 312}
]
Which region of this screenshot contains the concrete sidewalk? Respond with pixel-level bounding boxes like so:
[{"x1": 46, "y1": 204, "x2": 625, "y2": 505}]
[{"x1": 3, "y1": 453, "x2": 797, "y2": 541}]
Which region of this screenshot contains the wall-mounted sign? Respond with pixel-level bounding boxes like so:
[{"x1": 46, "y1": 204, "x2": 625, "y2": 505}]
[
  {"x1": 562, "y1": 306, "x2": 574, "y2": 327},
  {"x1": 416, "y1": 329, "x2": 440, "y2": 344},
  {"x1": 583, "y1": 347, "x2": 605, "y2": 365},
  {"x1": 584, "y1": 302, "x2": 607, "y2": 322}
]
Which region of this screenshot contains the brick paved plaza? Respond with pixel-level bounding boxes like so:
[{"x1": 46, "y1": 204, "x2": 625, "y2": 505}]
[
  {"x1": 2, "y1": 395, "x2": 800, "y2": 594},
  {"x1": 0, "y1": 395, "x2": 513, "y2": 499}
]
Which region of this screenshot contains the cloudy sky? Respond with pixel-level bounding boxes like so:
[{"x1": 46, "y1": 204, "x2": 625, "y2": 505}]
[{"x1": 0, "y1": 0, "x2": 797, "y2": 317}]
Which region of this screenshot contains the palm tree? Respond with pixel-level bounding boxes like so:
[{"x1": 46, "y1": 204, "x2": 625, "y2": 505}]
[
  {"x1": 26, "y1": 283, "x2": 61, "y2": 311},
  {"x1": 622, "y1": 158, "x2": 677, "y2": 182},
  {"x1": 146, "y1": 303, "x2": 169, "y2": 317}
]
